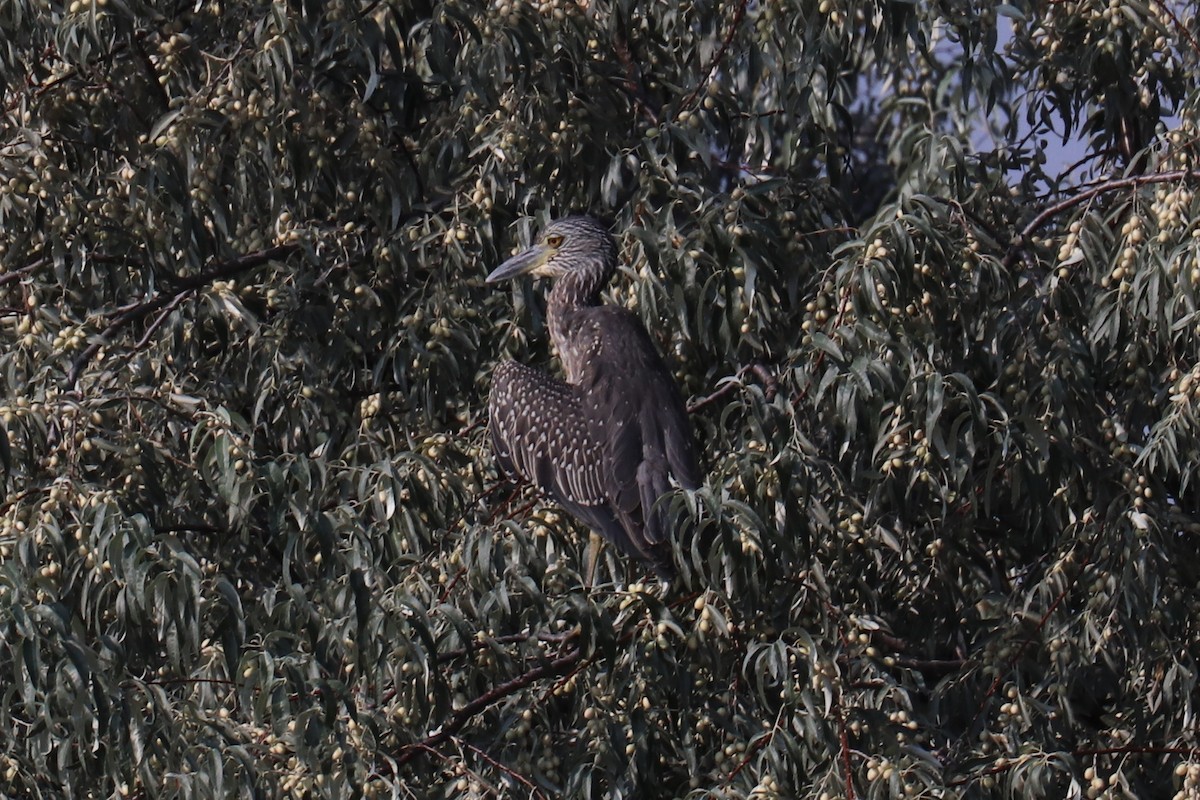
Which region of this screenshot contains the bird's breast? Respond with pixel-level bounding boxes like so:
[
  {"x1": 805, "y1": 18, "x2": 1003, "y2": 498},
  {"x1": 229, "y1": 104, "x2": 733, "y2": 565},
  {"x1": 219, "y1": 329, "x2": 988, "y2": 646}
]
[{"x1": 549, "y1": 311, "x2": 603, "y2": 385}]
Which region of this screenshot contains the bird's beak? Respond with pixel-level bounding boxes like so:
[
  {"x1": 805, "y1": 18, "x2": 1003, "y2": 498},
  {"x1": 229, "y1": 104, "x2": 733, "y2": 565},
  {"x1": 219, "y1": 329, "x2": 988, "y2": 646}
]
[{"x1": 486, "y1": 244, "x2": 552, "y2": 283}]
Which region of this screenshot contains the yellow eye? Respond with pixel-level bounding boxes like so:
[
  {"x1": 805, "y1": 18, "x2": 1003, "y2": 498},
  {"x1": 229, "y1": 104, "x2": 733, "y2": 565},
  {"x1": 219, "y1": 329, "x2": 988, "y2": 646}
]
[{"x1": 546, "y1": 234, "x2": 564, "y2": 248}]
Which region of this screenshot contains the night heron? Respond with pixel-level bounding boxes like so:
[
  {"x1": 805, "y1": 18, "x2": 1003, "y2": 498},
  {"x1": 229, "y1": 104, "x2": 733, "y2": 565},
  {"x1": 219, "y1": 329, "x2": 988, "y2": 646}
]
[{"x1": 486, "y1": 215, "x2": 702, "y2": 580}]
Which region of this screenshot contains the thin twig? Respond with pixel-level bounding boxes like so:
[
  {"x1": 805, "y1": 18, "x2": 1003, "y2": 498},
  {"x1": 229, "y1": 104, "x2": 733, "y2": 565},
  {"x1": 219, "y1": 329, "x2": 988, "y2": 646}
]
[
  {"x1": 827, "y1": 601, "x2": 858, "y2": 800},
  {"x1": 457, "y1": 738, "x2": 550, "y2": 800},
  {"x1": 887, "y1": 656, "x2": 965, "y2": 675},
  {"x1": 393, "y1": 648, "x2": 584, "y2": 767},
  {"x1": 537, "y1": 647, "x2": 591, "y2": 703},
  {"x1": 1075, "y1": 746, "x2": 1200, "y2": 758},
  {"x1": 945, "y1": 541, "x2": 1093, "y2": 772},
  {"x1": 726, "y1": 707, "x2": 783, "y2": 782},
  {"x1": 745, "y1": 362, "x2": 778, "y2": 401},
  {"x1": 65, "y1": 244, "x2": 298, "y2": 389},
  {"x1": 868, "y1": 632, "x2": 966, "y2": 674},
  {"x1": 404, "y1": 743, "x2": 498, "y2": 796},
  {"x1": 437, "y1": 484, "x2": 530, "y2": 604},
  {"x1": 1151, "y1": 0, "x2": 1200, "y2": 56},
  {"x1": 948, "y1": 745, "x2": 1200, "y2": 788},
  {"x1": 434, "y1": 629, "x2": 578, "y2": 665},
  {"x1": 837, "y1": 698, "x2": 856, "y2": 800},
  {"x1": 680, "y1": 0, "x2": 751, "y2": 113},
  {"x1": 132, "y1": 289, "x2": 189, "y2": 350},
  {"x1": 137, "y1": 677, "x2": 243, "y2": 688},
  {"x1": 610, "y1": 21, "x2": 659, "y2": 125},
  {"x1": 130, "y1": 29, "x2": 170, "y2": 111},
  {"x1": 153, "y1": 523, "x2": 227, "y2": 535}
]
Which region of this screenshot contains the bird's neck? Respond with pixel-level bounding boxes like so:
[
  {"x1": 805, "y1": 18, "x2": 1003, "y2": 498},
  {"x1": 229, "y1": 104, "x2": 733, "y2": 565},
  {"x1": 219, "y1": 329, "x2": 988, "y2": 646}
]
[
  {"x1": 548, "y1": 266, "x2": 607, "y2": 311},
  {"x1": 547, "y1": 267, "x2": 610, "y2": 383}
]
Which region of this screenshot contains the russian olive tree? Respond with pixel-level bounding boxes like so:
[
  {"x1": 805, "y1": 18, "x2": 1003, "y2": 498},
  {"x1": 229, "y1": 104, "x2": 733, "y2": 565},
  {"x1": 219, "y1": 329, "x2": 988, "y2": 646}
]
[{"x1": 1, "y1": 0, "x2": 1198, "y2": 798}]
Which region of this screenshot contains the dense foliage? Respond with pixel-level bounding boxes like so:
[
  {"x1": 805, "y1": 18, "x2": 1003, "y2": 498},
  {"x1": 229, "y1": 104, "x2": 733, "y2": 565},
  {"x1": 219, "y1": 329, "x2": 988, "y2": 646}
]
[{"x1": 2, "y1": 0, "x2": 1199, "y2": 797}]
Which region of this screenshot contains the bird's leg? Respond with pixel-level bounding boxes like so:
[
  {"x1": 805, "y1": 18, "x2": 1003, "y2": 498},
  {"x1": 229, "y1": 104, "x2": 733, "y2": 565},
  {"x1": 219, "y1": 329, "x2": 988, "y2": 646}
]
[{"x1": 585, "y1": 530, "x2": 602, "y2": 588}]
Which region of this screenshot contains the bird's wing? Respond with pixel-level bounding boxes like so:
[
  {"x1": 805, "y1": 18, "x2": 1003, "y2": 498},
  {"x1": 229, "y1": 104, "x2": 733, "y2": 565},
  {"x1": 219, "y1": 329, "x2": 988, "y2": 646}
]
[
  {"x1": 488, "y1": 361, "x2": 645, "y2": 561},
  {"x1": 579, "y1": 309, "x2": 702, "y2": 547}
]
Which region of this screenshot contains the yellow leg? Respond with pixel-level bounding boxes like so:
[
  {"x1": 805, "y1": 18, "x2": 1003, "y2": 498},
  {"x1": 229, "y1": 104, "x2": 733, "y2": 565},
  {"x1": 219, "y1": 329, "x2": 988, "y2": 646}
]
[{"x1": 585, "y1": 530, "x2": 601, "y2": 587}]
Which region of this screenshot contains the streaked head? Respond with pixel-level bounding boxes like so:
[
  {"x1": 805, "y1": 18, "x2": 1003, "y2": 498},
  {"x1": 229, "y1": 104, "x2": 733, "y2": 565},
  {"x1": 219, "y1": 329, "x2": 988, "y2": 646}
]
[{"x1": 486, "y1": 216, "x2": 617, "y2": 283}]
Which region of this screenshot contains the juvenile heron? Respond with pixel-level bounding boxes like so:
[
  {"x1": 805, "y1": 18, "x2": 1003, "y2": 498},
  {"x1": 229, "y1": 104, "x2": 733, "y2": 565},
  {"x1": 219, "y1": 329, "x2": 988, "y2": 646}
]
[{"x1": 487, "y1": 216, "x2": 701, "y2": 579}]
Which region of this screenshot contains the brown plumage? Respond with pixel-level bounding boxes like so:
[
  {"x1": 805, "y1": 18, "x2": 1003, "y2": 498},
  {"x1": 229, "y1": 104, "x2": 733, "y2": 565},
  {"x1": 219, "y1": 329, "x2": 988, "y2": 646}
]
[{"x1": 486, "y1": 216, "x2": 701, "y2": 579}]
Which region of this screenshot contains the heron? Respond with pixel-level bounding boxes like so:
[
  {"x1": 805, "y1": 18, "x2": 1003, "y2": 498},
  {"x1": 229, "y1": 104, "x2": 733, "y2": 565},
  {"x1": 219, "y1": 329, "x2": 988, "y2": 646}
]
[{"x1": 486, "y1": 215, "x2": 702, "y2": 580}]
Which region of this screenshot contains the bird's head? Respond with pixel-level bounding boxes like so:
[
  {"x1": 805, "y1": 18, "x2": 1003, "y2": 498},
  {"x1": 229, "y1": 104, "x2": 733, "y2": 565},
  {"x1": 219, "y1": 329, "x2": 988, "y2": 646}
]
[{"x1": 486, "y1": 216, "x2": 617, "y2": 284}]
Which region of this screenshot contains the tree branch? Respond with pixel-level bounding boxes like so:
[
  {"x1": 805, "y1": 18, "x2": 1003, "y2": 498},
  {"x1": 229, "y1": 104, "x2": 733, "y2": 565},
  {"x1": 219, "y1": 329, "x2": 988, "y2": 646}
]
[
  {"x1": 65, "y1": 244, "x2": 298, "y2": 390},
  {"x1": 688, "y1": 360, "x2": 778, "y2": 414},
  {"x1": 1003, "y1": 169, "x2": 1200, "y2": 268},
  {"x1": 0, "y1": 257, "x2": 50, "y2": 288}
]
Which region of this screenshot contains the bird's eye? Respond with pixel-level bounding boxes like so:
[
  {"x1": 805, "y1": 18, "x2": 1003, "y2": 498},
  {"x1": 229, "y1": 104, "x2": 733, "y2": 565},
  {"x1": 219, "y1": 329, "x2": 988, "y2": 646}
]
[{"x1": 546, "y1": 234, "x2": 564, "y2": 248}]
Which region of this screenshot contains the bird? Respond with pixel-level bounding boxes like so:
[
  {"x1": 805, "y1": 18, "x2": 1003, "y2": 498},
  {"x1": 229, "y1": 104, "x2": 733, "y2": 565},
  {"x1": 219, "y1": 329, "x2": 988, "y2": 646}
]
[{"x1": 486, "y1": 215, "x2": 702, "y2": 580}]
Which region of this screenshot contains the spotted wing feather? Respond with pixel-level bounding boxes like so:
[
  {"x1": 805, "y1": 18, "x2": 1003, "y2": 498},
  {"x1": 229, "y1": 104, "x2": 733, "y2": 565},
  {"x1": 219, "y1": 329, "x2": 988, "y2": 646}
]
[{"x1": 488, "y1": 361, "x2": 643, "y2": 561}]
